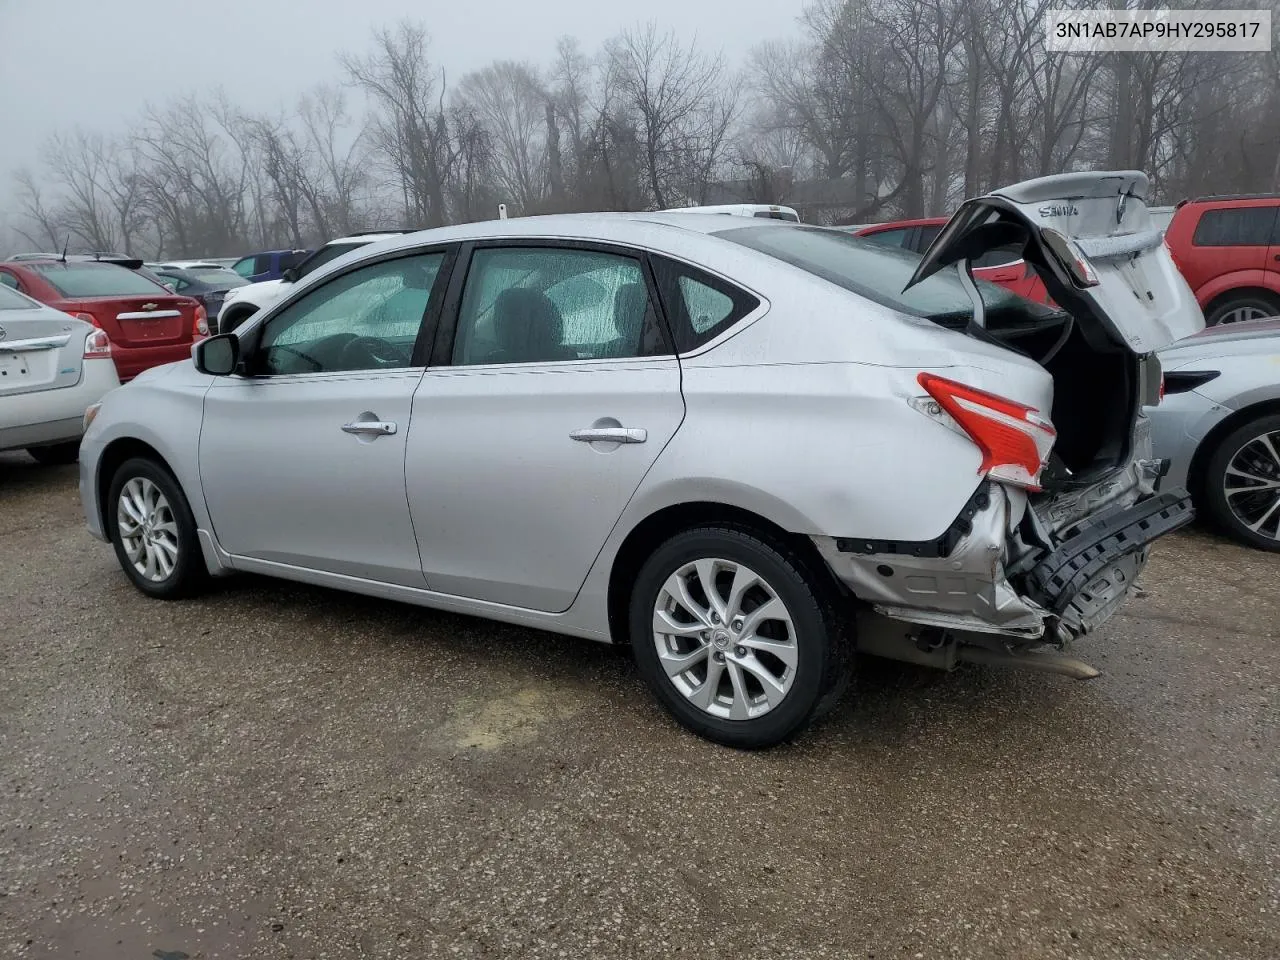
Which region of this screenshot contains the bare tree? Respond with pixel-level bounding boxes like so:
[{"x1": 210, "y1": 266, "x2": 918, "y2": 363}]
[
  {"x1": 458, "y1": 61, "x2": 549, "y2": 211},
  {"x1": 605, "y1": 23, "x2": 738, "y2": 208}
]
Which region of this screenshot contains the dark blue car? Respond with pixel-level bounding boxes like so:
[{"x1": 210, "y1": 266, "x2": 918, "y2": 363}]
[{"x1": 230, "y1": 248, "x2": 309, "y2": 283}]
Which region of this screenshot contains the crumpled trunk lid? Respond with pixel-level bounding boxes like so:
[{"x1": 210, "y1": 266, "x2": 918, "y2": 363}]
[{"x1": 907, "y1": 170, "x2": 1204, "y2": 353}]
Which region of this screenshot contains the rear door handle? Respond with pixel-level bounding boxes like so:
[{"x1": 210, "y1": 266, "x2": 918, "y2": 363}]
[
  {"x1": 341, "y1": 420, "x2": 397, "y2": 437},
  {"x1": 570, "y1": 426, "x2": 647, "y2": 444}
]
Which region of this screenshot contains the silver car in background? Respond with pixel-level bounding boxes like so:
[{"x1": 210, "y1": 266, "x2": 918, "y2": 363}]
[
  {"x1": 1152, "y1": 319, "x2": 1280, "y2": 551},
  {"x1": 0, "y1": 284, "x2": 119, "y2": 464},
  {"x1": 80, "y1": 171, "x2": 1200, "y2": 747}
]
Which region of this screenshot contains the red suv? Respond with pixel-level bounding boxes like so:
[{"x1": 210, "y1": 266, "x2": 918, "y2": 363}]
[
  {"x1": 850, "y1": 217, "x2": 1051, "y2": 303},
  {"x1": 0, "y1": 259, "x2": 206, "y2": 382},
  {"x1": 1164, "y1": 196, "x2": 1280, "y2": 325}
]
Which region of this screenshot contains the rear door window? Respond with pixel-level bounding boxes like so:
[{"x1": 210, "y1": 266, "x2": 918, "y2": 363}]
[
  {"x1": 914, "y1": 225, "x2": 944, "y2": 252},
  {"x1": 1192, "y1": 207, "x2": 1279, "y2": 246},
  {"x1": 860, "y1": 227, "x2": 911, "y2": 249},
  {"x1": 651, "y1": 258, "x2": 760, "y2": 352},
  {"x1": 451, "y1": 246, "x2": 667, "y2": 364}
]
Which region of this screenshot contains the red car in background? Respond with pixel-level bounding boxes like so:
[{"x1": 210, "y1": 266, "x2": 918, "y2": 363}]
[
  {"x1": 850, "y1": 217, "x2": 1052, "y2": 304},
  {"x1": 1163, "y1": 195, "x2": 1280, "y2": 325},
  {"x1": 0, "y1": 259, "x2": 207, "y2": 382}
]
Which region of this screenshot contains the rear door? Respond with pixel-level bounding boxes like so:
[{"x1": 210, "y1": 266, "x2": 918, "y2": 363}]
[
  {"x1": 0, "y1": 289, "x2": 87, "y2": 400},
  {"x1": 909, "y1": 171, "x2": 1203, "y2": 351},
  {"x1": 405, "y1": 241, "x2": 684, "y2": 612}
]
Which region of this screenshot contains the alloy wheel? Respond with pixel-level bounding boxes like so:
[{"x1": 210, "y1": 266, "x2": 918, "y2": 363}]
[
  {"x1": 117, "y1": 477, "x2": 180, "y2": 582},
  {"x1": 651, "y1": 558, "x2": 798, "y2": 721},
  {"x1": 1222, "y1": 429, "x2": 1280, "y2": 541},
  {"x1": 1219, "y1": 304, "x2": 1273, "y2": 325}
]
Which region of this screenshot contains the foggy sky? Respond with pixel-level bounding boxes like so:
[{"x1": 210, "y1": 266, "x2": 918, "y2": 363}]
[{"x1": 0, "y1": 0, "x2": 807, "y2": 194}]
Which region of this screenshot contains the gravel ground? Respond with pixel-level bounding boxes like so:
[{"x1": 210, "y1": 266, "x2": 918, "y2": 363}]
[{"x1": 2, "y1": 451, "x2": 1278, "y2": 960}]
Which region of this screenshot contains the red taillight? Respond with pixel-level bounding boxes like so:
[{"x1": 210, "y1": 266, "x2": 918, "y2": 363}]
[
  {"x1": 1158, "y1": 375, "x2": 1166, "y2": 404},
  {"x1": 193, "y1": 304, "x2": 209, "y2": 338},
  {"x1": 83, "y1": 328, "x2": 112, "y2": 358},
  {"x1": 918, "y1": 373, "x2": 1057, "y2": 492},
  {"x1": 68, "y1": 311, "x2": 99, "y2": 327}
]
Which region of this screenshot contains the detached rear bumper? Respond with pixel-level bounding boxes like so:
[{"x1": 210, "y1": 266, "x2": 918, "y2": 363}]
[
  {"x1": 1022, "y1": 491, "x2": 1192, "y2": 634},
  {"x1": 813, "y1": 472, "x2": 1193, "y2": 643}
]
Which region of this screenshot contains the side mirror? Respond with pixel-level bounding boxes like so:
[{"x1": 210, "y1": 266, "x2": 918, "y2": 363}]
[
  {"x1": 281, "y1": 266, "x2": 298, "y2": 283},
  {"x1": 194, "y1": 333, "x2": 239, "y2": 376}
]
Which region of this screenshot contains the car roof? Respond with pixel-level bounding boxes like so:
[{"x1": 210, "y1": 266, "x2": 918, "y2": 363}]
[
  {"x1": 1182, "y1": 194, "x2": 1280, "y2": 206},
  {"x1": 355, "y1": 211, "x2": 792, "y2": 250},
  {"x1": 292, "y1": 212, "x2": 807, "y2": 290}
]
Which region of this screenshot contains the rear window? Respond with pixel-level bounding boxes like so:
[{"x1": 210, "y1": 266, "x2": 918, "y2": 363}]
[
  {"x1": 31, "y1": 262, "x2": 168, "y2": 298},
  {"x1": 715, "y1": 224, "x2": 1054, "y2": 327},
  {"x1": 190, "y1": 267, "x2": 247, "y2": 287},
  {"x1": 1191, "y1": 207, "x2": 1278, "y2": 246},
  {"x1": 0, "y1": 284, "x2": 36, "y2": 310}
]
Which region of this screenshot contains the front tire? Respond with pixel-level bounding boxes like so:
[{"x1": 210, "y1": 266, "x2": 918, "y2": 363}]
[
  {"x1": 27, "y1": 441, "x2": 80, "y2": 465},
  {"x1": 629, "y1": 526, "x2": 850, "y2": 748},
  {"x1": 1202, "y1": 413, "x2": 1280, "y2": 552},
  {"x1": 107, "y1": 457, "x2": 208, "y2": 598}
]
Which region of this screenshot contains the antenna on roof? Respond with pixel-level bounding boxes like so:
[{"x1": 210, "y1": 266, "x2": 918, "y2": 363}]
[
  {"x1": 59, "y1": 237, "x2": 69, "y2": 263},
  {"x1": 498, "y1": 203, "x2": 508, "y2": 220}
]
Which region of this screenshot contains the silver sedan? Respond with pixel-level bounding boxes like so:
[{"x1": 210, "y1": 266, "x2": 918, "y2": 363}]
[
  {"x1": 80, "y1": 175, "x2": 1200, "y2": 746},
  {"x1": 1152, "y1": 319, "x2": 1280, "y2": 551}
]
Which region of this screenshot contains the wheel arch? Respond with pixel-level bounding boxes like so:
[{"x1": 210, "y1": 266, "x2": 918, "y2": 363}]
[
  {"x1": 1199, "y1": 280, "x2": 1280, "y2": 320},
  {"x1": 216, "y1": 301, "x2": 260, "y2": 333},
  {"x1": 96, "y1": 437, "x2": 175, "y2": 535},
  {"x1": 605, "y1": 500, "x2": 844, "y2": 645},
  {"x1": 1187, "y1": 397, "x2": 1280, "y2": 503}
]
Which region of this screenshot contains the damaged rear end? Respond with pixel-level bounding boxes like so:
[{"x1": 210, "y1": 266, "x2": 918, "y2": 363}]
[{"x1": 820, "y1": 171, "x2": 1203, "y2": 674}]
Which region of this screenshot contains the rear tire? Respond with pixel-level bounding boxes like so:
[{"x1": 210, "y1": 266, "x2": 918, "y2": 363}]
[
  {"x1": 629, "y1": 525, "x2": 851, "y2": 749},
  {"x1": 1205, "y1": 291, "x2": 1280, "y2": 327},
  {"x1": 27, "y1": 441, "x2": 80, "y2": 465},
  {"x1": 1202, "y1": 413, "x2": 1280, "y2": 552},
  {"x1": 107, "y1": 457, "x2": 209, "y2": 598}
]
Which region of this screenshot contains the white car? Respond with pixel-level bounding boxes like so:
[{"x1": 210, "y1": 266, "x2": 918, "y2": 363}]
[
  {"x1": 217, "y1": 232, "x2": 414, "y2": 333},
  {"x1": 0, "y1": 284, "x2": 120, "y2": 464}
]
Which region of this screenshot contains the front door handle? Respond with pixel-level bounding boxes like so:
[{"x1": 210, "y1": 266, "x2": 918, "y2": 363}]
[
  {"x1": 570, "y1": 426, "x2": 647, "y2": 444},
  {"x1": 342, "y1": 420, "x2": 397, "y2": 437}
]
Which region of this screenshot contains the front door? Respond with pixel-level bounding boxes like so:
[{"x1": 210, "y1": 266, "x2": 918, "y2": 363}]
[
  {"x1": 200, "y1": 250, "x2": 450, "y2": 586},
  {"x1": 406, "y1": 243, "x2": 685, "y2": 612}
]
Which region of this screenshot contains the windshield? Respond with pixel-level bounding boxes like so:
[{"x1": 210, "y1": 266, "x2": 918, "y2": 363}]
[
  {"x1": 31, "y1": 262, "x2": 169, "y2": 298},
  {"x1": 295, "y1": 242, "x2": 369, "y2": 279},
  {"x1": 0, "y1": 284, "x2": 38, "y2": 310},
  {"x1": 714, "y1": 224, "x2": 1056, "y2": 326}
]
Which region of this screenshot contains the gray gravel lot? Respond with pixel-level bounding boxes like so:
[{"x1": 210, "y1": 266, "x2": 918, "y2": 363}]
[{"x1": 2, "y1": 450, "x2": 1278, "y2": 960}]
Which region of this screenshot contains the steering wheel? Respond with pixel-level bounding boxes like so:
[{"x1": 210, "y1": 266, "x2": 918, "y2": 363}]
[{"x1": 339, "y1": 335, "x2": 412, "y2": 369}]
